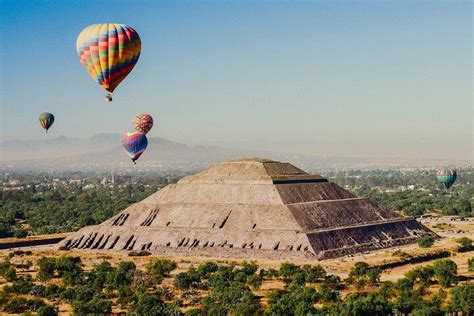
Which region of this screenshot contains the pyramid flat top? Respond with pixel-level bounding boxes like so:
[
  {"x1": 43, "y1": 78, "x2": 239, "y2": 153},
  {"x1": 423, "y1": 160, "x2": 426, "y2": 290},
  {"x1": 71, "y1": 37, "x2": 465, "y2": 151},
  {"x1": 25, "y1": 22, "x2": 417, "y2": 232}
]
[
  {"x1": 177, "y1": 157, "x2": 324, "y2": 185},
  {"x1": 227, "y1": 157, "x2": 276, "y2": 163}
]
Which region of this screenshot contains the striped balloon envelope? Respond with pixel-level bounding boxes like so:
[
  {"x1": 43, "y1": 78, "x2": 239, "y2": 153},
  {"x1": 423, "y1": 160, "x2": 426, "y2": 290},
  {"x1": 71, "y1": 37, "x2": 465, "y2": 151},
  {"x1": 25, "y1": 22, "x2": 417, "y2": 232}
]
[
  {"x1": 436, "y1": 168, "x2": 457, "y2": 189},
  {"x1": 132, "y1": 114, "x2": 154, "y2": 134},
  {"x1": 122, "y1": 132, "x2": 148, "y2": 164},
  {"x1": 76, "y1": 23, "x2": 141, "y2": 99}
]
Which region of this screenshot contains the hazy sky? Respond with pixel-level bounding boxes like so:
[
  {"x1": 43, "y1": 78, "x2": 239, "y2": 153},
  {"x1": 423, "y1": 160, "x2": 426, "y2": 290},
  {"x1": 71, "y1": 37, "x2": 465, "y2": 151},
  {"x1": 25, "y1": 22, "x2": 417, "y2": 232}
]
[{"x1": 1, "y1": 1, "x2": 472, "y2": 160}]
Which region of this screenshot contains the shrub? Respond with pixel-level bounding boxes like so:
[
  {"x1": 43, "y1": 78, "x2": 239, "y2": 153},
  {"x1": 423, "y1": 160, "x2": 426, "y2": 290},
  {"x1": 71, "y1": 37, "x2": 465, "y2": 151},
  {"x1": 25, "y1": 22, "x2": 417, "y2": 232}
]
[
  {"x1": 392, "y1": 250, "x2": 412, "y2": 260},
  {"x1": 418, "y1": 236, "x2": 435, "y2": 248},
  {"x1": 128, "y1": 250, "x2": 151, "y2": 256},
  {"x1": 457, "y1": 237, "x2": 472, "y2": 248},
  {"x1": 14, "y1": 228, "x2": 28, "y2": 238}
]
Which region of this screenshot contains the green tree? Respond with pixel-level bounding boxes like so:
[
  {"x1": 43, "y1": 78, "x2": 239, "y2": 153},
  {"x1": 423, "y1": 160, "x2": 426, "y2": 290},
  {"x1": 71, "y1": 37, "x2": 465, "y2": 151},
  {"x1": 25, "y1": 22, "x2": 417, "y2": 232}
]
[
  {"x1": 448, "y1": 283, "x2": 474, "y2": 314},
  {"x1": 72, "y1": 297, "x2": 112, "y2": 315},
  {"x1": 266, "y1": 286, "x2": 319, "y2": 315},
  {"x1": 405, "y1": 266, "x2": 434, "y2": 287},
  {"x1": 197, "y1": 261, "x2": 218, "y2": 278},
  {"x1": 468, "y1": 257, "x2": 474, "y2": 272},
  {"x1": 145, "y1": 259, "x2": 177, "y2": 284},
  {"x1": 56, "y1": 256, "x2": 83, "y2": 286},
  {"x1": 240, "y1": 261, "x2": 258, "y2": 275},
  {"x1": 88, "y1": 261, "x2": 114, "y2": 289},
  {"x1": 348, "y1": 262, "x2": 381, "y2": 288},
  {"x1": 106, "y1": 261, "x2": 136, "y2": 291},
  {"x1": 302, "y1": 264, "x2": 327, "y2": 283},
  {"x1": 329, "y1": 292, "x2": 392, "y2": 316},
  {"x1": 432, "y1": 259, "x2": 457, "y2": 288},
  {"x1": 37, "y1": 257, "x2": 57, "y2": 281},
  {"x1": 127, "y1": 292, "x2": 181, "y2": 316},
  {"x1": 3, "y1": 265, "x2": 17, "y2": 282},
  {"x1": 174, "y1": 268, "x2": 202, "y2": 289}
]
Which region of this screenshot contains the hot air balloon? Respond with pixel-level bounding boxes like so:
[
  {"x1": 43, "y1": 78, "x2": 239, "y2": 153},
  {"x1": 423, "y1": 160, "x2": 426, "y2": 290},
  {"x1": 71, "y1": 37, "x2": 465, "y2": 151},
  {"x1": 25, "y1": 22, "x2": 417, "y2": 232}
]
[
  {"x1": 38, "y1": 112, "x2": 55, "y2": 133},
  {"x1": 76, "y1": 23, "x2": 141, "y2": 102},
  {"x1": 437, "y1": 168, "x2": 457, "y2": 189},
  {"x1": 132, "y1": 114, "x2": 154, "y2": 134},
  {"x1": 122, "y1": 132, "x2": 148, "y2": 164}
]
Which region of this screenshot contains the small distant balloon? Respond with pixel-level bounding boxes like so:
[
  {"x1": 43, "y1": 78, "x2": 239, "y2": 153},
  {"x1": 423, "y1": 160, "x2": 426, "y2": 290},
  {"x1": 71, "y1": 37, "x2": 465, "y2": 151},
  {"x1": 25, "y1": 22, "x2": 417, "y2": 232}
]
[
  {"x1": 132, "y1": 114, "x2": 154, "y2": 134},
  {"x1": 39, "y1": 112, "x2": 55, "y2": 133},
  {"x1": 436, "y1": 168, "x2": 457, "y2": 189},
  {"x1": 76, "y1": 23, "x2": 141, "y2": 101},
  {"x1": 122, "y1": 132, "x2": 148, "y2": 164}
]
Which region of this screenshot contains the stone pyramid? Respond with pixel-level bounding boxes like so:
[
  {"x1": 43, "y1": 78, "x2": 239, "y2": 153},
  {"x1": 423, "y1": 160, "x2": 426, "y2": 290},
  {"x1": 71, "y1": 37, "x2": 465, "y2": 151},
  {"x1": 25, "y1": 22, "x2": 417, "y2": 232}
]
[{"x1": 61, "y1": 158, "x2": 435, "y2": 260}]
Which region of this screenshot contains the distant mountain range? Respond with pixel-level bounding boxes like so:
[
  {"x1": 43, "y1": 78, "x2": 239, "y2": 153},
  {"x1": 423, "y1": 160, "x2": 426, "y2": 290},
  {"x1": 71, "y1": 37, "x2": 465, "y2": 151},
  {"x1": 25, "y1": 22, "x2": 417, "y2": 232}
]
[
  {"x1": 1, "y1": 134, "x2": 469, "y2": 172},
  {"x1": 0, "y1": 134, "x2": 283, "y2": 171}
]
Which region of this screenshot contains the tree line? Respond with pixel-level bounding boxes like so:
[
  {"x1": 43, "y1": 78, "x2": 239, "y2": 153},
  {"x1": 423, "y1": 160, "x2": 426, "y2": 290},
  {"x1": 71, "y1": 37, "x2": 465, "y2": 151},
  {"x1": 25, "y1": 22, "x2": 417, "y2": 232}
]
[{"x1": 0, "y1": 250, "x2": 473, "y2": 315}]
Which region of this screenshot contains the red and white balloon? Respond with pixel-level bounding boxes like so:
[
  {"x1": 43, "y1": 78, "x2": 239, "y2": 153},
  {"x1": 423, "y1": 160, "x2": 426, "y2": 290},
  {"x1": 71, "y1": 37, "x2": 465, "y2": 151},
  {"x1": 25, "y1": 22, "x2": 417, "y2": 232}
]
[{"x1": 132, "y1": 114, "x2": 154, "y2": 134}]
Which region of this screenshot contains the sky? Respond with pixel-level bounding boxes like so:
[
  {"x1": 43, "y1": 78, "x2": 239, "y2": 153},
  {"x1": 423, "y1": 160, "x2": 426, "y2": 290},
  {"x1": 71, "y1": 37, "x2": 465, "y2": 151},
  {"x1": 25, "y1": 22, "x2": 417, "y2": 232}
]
[{"x1": 0, "y1": 0, "x2": 472, "y2": 160}]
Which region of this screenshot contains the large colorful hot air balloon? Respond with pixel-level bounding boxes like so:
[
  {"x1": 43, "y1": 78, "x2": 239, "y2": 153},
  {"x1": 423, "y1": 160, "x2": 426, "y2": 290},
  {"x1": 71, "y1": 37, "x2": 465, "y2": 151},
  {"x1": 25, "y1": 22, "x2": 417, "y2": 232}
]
[
  {"x1": 437, "y1": 168, "x2": 457, "y2": 189},
  {"x1": 38, "y1": 112, "x2": 55, "y2": 133},
  {"x1": 76, "y1": 23, "x2": 141, "y2": 101},
  {"x1": 122, "y1": 132, "x2": 148, "y2": 164},
  {"x1": 132, "y1": 114, "x2": 154, "y2": 134}
]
